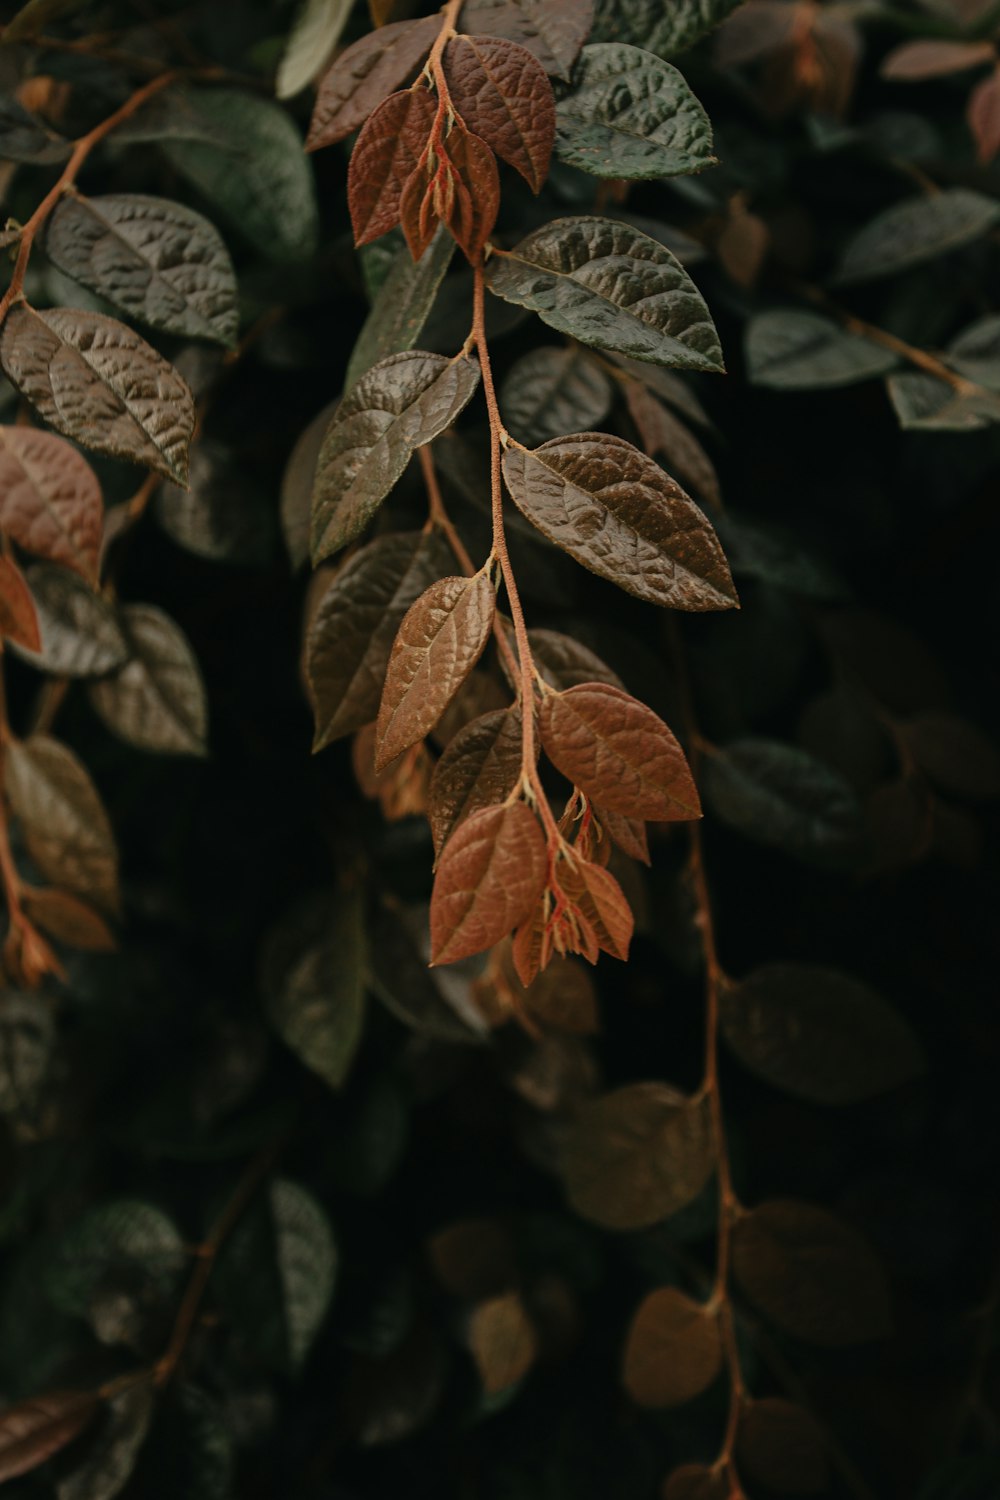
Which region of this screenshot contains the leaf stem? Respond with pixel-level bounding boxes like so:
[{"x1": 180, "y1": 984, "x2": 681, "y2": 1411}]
[
  {"x1": 0, "y1": 649, "x2": 28, "y2": 937},
  {"x1": 798, "y1": 284, "x2": 983, "y2": 396}
]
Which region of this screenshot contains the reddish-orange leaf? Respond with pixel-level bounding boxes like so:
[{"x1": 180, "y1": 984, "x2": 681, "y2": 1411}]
[
  {"x1": 0, "y1": 426, "x2": 102, "y2": 581},
  {"x1": 399, "y1": 152, "x2": 439, "y2": 262},
  {"x1": 0, "y1": 1390, "x2": 98, "y2": 1484},
  {"x1": 540, "y1": 682, "x2": 700, "y2": 822},
  {"x1": 594, "y1": 803, "x2": 650, "y2": 865},
  {"x1": 430, "y1": 801, "x2": 548, "y2": 965},
  {"x1": 428, "y1": 705, "x2": 526, "y2": 856},
  {"x1": 442, "y1": 35, "x2": 555, "y2": 193},
  {"x1": 348, "y1": 87, "x2": 436, "y2": 247},
  {"x1": 511, "y1": 894, "x2": 550, "y2": 987},
  {"x1": 442, "y1": 119, "x2": 500, "y2": 262},
  {"x1": 0, "y1": 555, "x2": 42, "y2": 653},
  {"x1": 624, "y1": 382, "x2": 721, "y2": 509},
  {"x1": 880, "y1": 38, "x2": 995, "y2": 81},
  {"x1": 375, "y1": 571, "x2": 496, "y2": 770},
  {"x1": 21, "y1": 887, "x2": 116, "y2": 952},
  {"x1": 559, "y1": 855, "x2": 633, "y2": 961},
  {"x1": 969, "y1": 68, "x2": 1000, "y2": 163},
  {"x1": 308, "y1": 16, "x2": 441, "y2": 149}
]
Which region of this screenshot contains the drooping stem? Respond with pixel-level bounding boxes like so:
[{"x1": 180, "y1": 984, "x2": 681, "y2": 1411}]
[{"x1": 798, "y1": 284, "x2": 982, "y2": 396}]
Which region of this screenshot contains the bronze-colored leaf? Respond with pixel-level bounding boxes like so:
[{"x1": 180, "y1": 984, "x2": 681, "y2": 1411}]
[
  {"x1": 21, "y1": 888, "x2": 116, "y2": 952},
  {"x1": 468, "y1": 1290, "x2": 538, "y2": 1394},
  {"x1": 661, "y1": 1464, "x2": 731, "y2": 1500},
  {"x1": 87, "y1": 604, "x2": 208, "y2": 757},
  {"x1": 558, "y1": 854, "x2": 633, "y2": 960},
  {"x1": 624, "y1": 382, "x2": 721, "y2": 509},
  {"x1": 881, "y1": 39, "x2": 995, "y2": 81},
  {"x1": 502, "y1": 433, "x2": 737, "y2": 609},
  {"x1": 0, "y1": 426, "x2": 102, "y2": 581},
  {"x1": 527, "y1": 628, "x2": 623, "y2": 691},
  {"x1": 375, "y1": 571, "x2": 496, "y2": 771},
  {"x1": 0, "y1": 1389, "x2": 98, "y2": 1484},
  {"x1": 736, "y1": 1398, "x2": 829, "y2": 1495},
  {"x1": 0, "y1": 554, "x2": 41, "y2": 652},
  {"x1": 347, "y1": 87, "x2": 436, "y2": 247},
  {"x1": 443, "y1": 34, "x2": 555, "y2": 192},
  {"x1": 5, "y1": 734, "x2": 120, "y2": 915},
  {"x1": 307, "y1": 17, "x2": 440, "y2": 150},
  {"x1": 427, "y1": 1217, "x2": 517, "y2": 1300},
  {"x1": 562, "y1": 1083, "x2": 714, "y2": 1229},
  {"x1": 430, "y1": 801, "x2": 548, "y2": 965},
  {"x1": 0, "y1": 304, "x2": 195, "y2": 484},
  {"x1": 311, "y1": 350, "x2": 480, "y2": 563},
  {"x1": 594, "y1": 803, "x2": 649, "y2": 864},
  {"x1": 459, "y1": 0, "x2": 594, "y2": 80},
  {"x1": 540, "y1": 681, "x2": 700, "y2": 821},
  {"x1": 732, "y1": 1199, "x2": 892, "y2": 1346},
  {"x1": 428, "y1": 705, "x2": 525, "y2": 855},
  {"x1": 623, "y1": 1287, "x2": 723, "y2": 1408},
  {"x1": 8, "y1": 563, "x2": 127, "y2": 678}
]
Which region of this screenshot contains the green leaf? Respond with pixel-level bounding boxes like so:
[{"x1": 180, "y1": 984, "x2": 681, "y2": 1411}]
[
  {"x1": 43, "y1": 1199, "x2": 185, "y2": 1325},
  {"x1": 5, "y1": 734, "x2": 120, "y2": 914},
  {"x1": 704, "y1": 739, "x2": 860, "y2": 868},
  {"x1": 835, "y1": 189, "x2": 1000, "y2": 284},
  {"x1": 886, "y1": 372, "x2": 1000, "y2": 431},
  {"x1": 45, "y1": 194, "x2": 238, "y2": 348},
  {"x1": 264, "y1": 887, "x2": 367, "y2": 1091},
  {"x1": 562, "y1": 1083, "x2": 714, "y2": 1229},
  {"x1": 0, "y1": 992, "x2": 55, "y2": 1117},
  {"x1": 220, "y1": 1178, "x2": 337, "y2": 1373},
  {"x1": 487, "y1": 217, "x2": 724, "y2": 371},
  {"x1": 714, "y1": 513, "x2": 845, "y2": 601},
  {"x1": 720, "y1": 964, "x2": 924, "y2": 1105},
  {"x1": 946, "y1": 313, "x2": 1000, "y2": 389},
  {"x1": 0, "y1": 305, "x2": 195, "y2": 485},
  {"x1": 346, "y1": 227, "x2": 455, "y2": 391},
  {"x1": 500, "y1": 346, "x2": 613, "y2": 446},
  {"x1": 745, "y1": 309, "x2": 898, "y2": 390},
  {"x1": 555, "y1": 44, "x2": 715, "y2": 179},
  {"x1": 276, "y1": 0, "x2": 352, "y2": 99},
  {"x1": 163, "y1": 88, "x2": 319, "y2": 263},
  {"x1": 502, "y1": 432, "x2": 737, "y2": 608},
  {"x1": 8, "y1": 563, "x2": 128, "y2": 678},
  {"x1": 57, "y1": 1382, "x2": 154, "y2": 1500},
  {"x1": 307, "y1": 530, "x2": 452, "y2": 748},
  {"x1": 156, "y1": 442, "x2": 274, "y2": 565},
  {"x1": 87, "y1": 604, "x2": 208, "y2": 757},
  {"x1": 591, "y1": 0, "x2": 744, "y2": 58},
  {"x1": 310, "y1": 351, "x2": 480, "y2": 563}
]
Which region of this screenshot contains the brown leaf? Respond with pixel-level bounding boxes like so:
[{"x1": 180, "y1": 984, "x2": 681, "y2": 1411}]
[
  {"x1": 661, "y1": 1464, "x2": 732, "y2": 1500},
  {"x1": 881, "y1": 38, "x2": 995, "y2": 81},
  {"x1": 502, "y1": 433, "x2": 737, "y2": 610},
  {"x1": 0, "y1": 304, "x2": 194, "y2": 485},
  {"x1": 522, "y1": 952, "x2": 599, "y2": 1034},
  {"x1": 443, "y1": 34, "x2": 555, "y2": 192},
  {"x1": 732, "y1": 1199, "x2": 892, "y2": 1346},
  {"x1": 623, "y1": 1287, "x2": 723, "y2": 1408},
  {"x1": 307, "y1": 531, "x2": 452, "y2": 748},
  {"x1": 624, "y1": 383, "x2": 721, "y2": 509},
  {"x1": 969, "y1": 69, "x2": 1000, "y2": 164},
  {"x1": 736, "y1": 1398, "x2": 829, "y2": 1494},
  {"x1": 5, "y1": 735, "x2": 119, "y2": 915},
  {"x1": 594, "y1": 803, "x2": 649, "y2": 865},
  {"x1": 562, "y1": 1083, "x2": 714, "y2": 1229},
  {"x1": 0, "y1": 1389, "x2": 98, "y2": 1483},
  {"x1": 21, "y1": 888, "x2": 116, "y2": 952},
  {"x1": 375, "y1": 571, "x2": 497, "y2": 770},
  {"x1": 427, "y1": 1217, "x2": 517, "y2": 1300},
  {"x1": 347, "y1": 87, "x2": 436, "y2": 246},
  {"x1": 430, "y1": 801, "x2": 548, "y2": 965},
  {"x1": 903, "y1": 711, "x2": 1000, "y2": 800},
  {"x1": 88, "y1": 603, "x2": 207, "y2": 757},
  {"x1": 307, "y1": 16, "x2": 441, "y2": 150},
  {"x1": 0, "y1": 555, "x2": 42, "y2": 652},
  {"x1": 559, "y1": 855, "x2": 633, "y2": 960},
  {"x1": 540, "y1": 682, "x2": 700, "y2": 821},
  {"x1": 459, "y1": 0, "x2": 594, "y2": 80},
  {"x1": 468, "y1": 1290, "x2": 538, "y2": 1393},
  {"x1": 401, "y1": 119, "x2": 500, "y2": 263},
  {"x1": 0, "y1": 426, "x2": 102, "y2": 581},
  {"x1": 525, "y1": 628, "x2": 623, "y2": 692},
  {"x1": 429, "y1": 705, "x2": 525, "y2": 855}
]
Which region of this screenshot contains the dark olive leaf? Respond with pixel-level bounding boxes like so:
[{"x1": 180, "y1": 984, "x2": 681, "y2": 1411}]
[
  {"x1": 311, "y1": 351, "x2": 480, "y2": 563},
  {"x1": 280, "y1": 398, "x2": 338, "y2": 571},
  {"x1": 720, "y1": 963, "x2": 924, "y2": 1105},
  {"x1": 369, "y1": 904, "x2": 490, "y2": 1042},
  {"x1": 902, "y1": 712, "x2": 1000, "y2": 800},
  {"x1": 622, "y1": 1287, "x2": 723, "y2": 1407},
  {"x1": 502, "y1": 432, "x2": 737, "y2": 608},
  {"x1": 527, "y1": 628, "x2": 623, "y2": 690},
  {"x1": 45, "y1": 194, "x2": 238, "y2": 348},
  {"x1": 57, "y1": 1381, "x2": 154, "y2": 1500},
  {"x1": 0, "y1": 1390, "x2": 98, "y2": 1484},
  {"x1": 429, "y1": 706, "x2": 525, "y2": 855},
  {"x1": 745, "y1": 309, "x2": 898, "y2": 390},
  {"x1": 163, "y1": 88, "x2": 319, "y2": 263},
  {"x1": 736, "y1": 1398, "x2": 829, "y2": 1496},
  {"x1": 87, "y1": 604, "x2": 208, "y2": 757},
  {"x1": 715, "y1": 513, "x2": 845, "y2": 600},
  {"x1": 556, "y1": 44, "x2": 715, "y2": 179},
  {"x1": 346, "y1": 228, "x2": 455, "y2": 390},
  {"x1": 591, "y1": 0, "x2": 744, "y2": 59},
  {"x1": 276, "y1": 0, "x2": 353, "y2": 100},
  {"x1": 308, "y1": 16, "x2": 440, "y2": 146},
  {"x1": 0, "y1": 305, "x2": 195, "y2": 485},
  {"x1": 562, "y1": 1083, "x2": 714, "y2": 1229},
  {"x1": 0, "y1": 991, "x2": 55, "y2": 1117},
  {"x1": 8, "y1": 563, "x2": 127, "y2": 678},
  {"x1": 732, "y1": 1199, "x2": 892, "y2": 1346},
  {"x1": 886, "y1": 372, "x2": 1000, "y2": 431},
  {"x1": 442, "y1": 34, "x2": 555, "y2": 192},
  {"x1": 500, "y1": 346, "x2": 613, "y2": 446},
  {"x1": 5, "y1": 734, "x2": 120, "y2": 914},
  {"x1": 155, "y1": 442, "x2": 273, "y2": 565},
  {"x1": 219, "y1": 1177, "x2": 337, "y2": 1372},
  {"x1": 0, "y1": 94, "x2": 72, "y2": 164},
  {"x1": 468, "y1": 1291, "x2": 538, "y2": 1393},
  {"x1": 487, "y1": 217, "x2": 724, "y2": 371},
  {"x1": 127, "y1": 1385, "x2": 231, "y2": 1500},
  {"x1": 43, "y1": 1199, "x2": 185, "y2": 1325},
  {"x1": 836, "y1": 189, "x2": 1000, "y2": 284},
  {"x1": 946, "y1": 313, "x2": 1000, "y2": 389},
  {"x1": 265, "y1": 886, "x2": 367, "y2": 1091},
  {"x1": 308, "y1": 531, "x2": 452, "y2": 748},
  {"x1": 459, "y1": 0, "x2": 595, "y2": 79},
  {"x1": 704, "y1": 739, "x2": 860, "y2": 868},
  {"x1": 0, "y1": 425, "x2": 102, "y2": 581}
]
